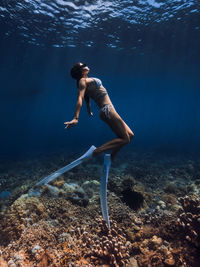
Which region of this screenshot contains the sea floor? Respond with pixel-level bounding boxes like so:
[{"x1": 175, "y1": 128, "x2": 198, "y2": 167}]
[{"x1": 0, "y1": 148, "x2": 200, "y2": 266}]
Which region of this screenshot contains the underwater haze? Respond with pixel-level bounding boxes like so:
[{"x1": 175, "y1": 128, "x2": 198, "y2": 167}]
[
  {"x1": 0, "y1": 0, "x2": 200, "y2": 158},
  {"x1": 1, "y1": 1, "x2": 200, "y2": 266}
]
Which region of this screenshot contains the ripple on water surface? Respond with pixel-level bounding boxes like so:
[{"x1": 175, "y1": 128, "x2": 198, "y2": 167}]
[{"x1": 0, "y1": 0, "x2": 199, "y2": 48}]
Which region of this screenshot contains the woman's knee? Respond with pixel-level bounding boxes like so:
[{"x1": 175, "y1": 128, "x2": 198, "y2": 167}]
[
  {"x1": 122, "y1": 132, "x2": 134, "y2": 145},
  {"x1": 129, "y1": 132, "x2": 134, "y2": 140}
]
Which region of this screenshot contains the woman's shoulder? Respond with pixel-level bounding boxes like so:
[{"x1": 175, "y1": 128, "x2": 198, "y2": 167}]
[
  {"x1": 78, "y1": 78, "x2": 87, "y2": 85},
  {"x1": 78, "y1": 77, "x2": 95, "y2": 88},
  {"x1": 79, "y1": 77, "x2": 93, "y2": 82},
  {"x1": 85, "y1": 77, "x2": 96, "y2": 85}
]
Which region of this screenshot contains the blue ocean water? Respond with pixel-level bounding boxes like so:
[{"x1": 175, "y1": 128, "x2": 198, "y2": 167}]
[
  {"x1": 1, "y1": 2, "x2": 200, "y2": 265},
  {"x1": 0, "y1": 0, "x2": 199, "y2": 158}
]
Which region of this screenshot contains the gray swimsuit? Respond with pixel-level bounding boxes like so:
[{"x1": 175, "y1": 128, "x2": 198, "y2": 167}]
[{"x1": 85, "y1": 77, "x2": 113, "y2": 118}]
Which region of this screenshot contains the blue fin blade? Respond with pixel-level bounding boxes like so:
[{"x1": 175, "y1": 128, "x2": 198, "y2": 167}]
[
  {"x1": 100, "y1": 153, "x2": 111, "y2": 229},
  {"x1": 36, "y1": 145, "x2": 96, "y2": 186}
]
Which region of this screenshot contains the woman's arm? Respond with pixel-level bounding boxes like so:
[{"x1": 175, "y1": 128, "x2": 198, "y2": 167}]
[
  {"x1": 64, "y1": 79, "x2": 86, "y2": 129},
  {"x1": 84, "y1": 95, "x2": 93, "y2": 116}
]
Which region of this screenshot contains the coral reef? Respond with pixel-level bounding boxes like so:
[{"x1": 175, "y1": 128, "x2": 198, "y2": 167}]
[
  {"x1": 177, "y1": 196, "x2": 200, "y2": 248},
  {"x1": 0, "y1": 216, "x2": 132, "y2": 267},
  {"x1": 0, "y1": 194, "x2": 48, "y2": 242},
  {"x1": 108, "y1": 174, "x2": 146, "y2": 210},
  {"x1": 83, "y1": 218, "x2": 131, "y2": 266},
  {"x1": 1, "y1": 150, "x2": 200, "y2": 266},
  {"x1": 133, "y1": 235, "x2": 177, "y2": 266}
]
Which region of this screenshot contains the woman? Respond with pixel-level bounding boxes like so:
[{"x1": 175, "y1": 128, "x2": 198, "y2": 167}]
[{"x1": 64, "y1": 62, "x2": 134, "y2": 161}]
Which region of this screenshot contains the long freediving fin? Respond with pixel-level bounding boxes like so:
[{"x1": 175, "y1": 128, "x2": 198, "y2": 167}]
[
  {"x1": 100, "y1": 153, "x2": 111, "y2": 229},
  {"x1": 36, "y1": 145, "x2": 96, "y2": 186}
]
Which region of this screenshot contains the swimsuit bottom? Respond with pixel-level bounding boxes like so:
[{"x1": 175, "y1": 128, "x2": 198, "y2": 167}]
[{"x1": 99, "y1": 103, "x2": 113, "y2": 119}]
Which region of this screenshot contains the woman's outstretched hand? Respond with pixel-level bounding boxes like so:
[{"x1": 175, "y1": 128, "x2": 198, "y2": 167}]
[{"x1": 64, "y1": 118, "x2": 78, "y2": 129}]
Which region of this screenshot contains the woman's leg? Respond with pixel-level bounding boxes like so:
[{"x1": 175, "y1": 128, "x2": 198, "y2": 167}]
[
  {"x1": 110, "y1": 133, "x2": 133, "y2": 160},
  {"x1": 109, "y1": 116, "x2": 134, "y2": 160},
  {"x1": 93, "y1": 106, "x2": 134, "y2": 159}
]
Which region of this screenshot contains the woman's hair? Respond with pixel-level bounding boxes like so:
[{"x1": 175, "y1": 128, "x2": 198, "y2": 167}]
[{"x1": 70, "y1": 62, "x2": 84, "y2": 80}]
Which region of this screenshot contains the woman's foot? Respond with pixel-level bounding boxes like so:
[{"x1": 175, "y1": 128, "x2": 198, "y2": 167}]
[
  {"x1": 92, "y1": 148, "x2": 101, "y2": 158},
  {"x1": 110, "y1": 153, "x2": 116, "y2": 161}
]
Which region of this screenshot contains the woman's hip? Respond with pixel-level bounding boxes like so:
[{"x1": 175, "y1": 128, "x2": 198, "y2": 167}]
[{"x1": 99, "y1": 103, "x2": 115, "y2": 120}]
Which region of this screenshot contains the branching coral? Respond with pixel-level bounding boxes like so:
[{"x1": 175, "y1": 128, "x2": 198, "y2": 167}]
[
  {"x1": 81, "y1": 218, "x2": 130, "y2": 266},
  {"x1": 177, "y1": 196, "x2": 200, "y2": 248},
  {"x1": 58, "y1": 216, "x2": 131, "y2": 266}
]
